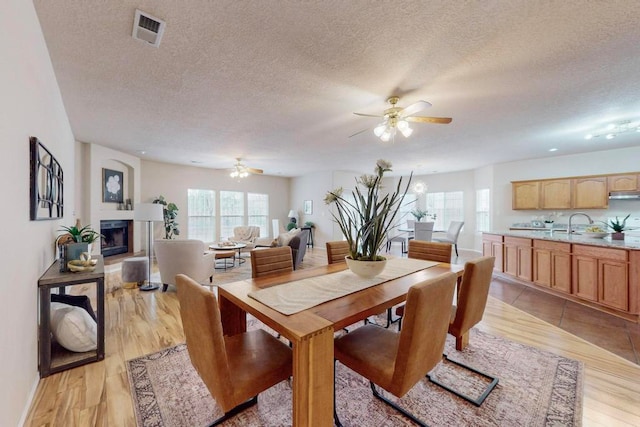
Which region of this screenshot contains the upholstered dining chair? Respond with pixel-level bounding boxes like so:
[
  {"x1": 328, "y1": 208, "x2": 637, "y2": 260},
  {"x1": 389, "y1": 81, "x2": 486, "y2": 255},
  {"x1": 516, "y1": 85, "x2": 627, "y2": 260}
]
[
  {"x1": 175, "y1": 274, "x2": 292, "y2": 425},
  {"x1": 326, "y1": 240, "x2": 350, "y2": 264},
  {"x1": 250, "y1": 246, "x2": 294, "y2": 278},
  {"x1": 333, "y1": 272, "x2": 457, "y2": 426},
  {"x1": 394, "y1": 240, "x2": 453, "y2": 327},
  {"x1": 433, "y1": 220, "x2": 464, "y2": 256},
  {"x1": 427, "y1": 256, "x2": 498, "y2": 406},
  {"x1": 413, "y1": 221, "x2": 435, "y2": 242}
]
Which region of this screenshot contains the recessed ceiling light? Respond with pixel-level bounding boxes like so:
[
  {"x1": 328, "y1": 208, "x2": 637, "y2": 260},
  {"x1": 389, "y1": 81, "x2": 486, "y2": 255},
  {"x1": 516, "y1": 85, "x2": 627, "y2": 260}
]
[
  {"x1": 138, "y1": 150, "x2": 146, "y2": 155},
  {"x1": 549, "y1": 148, "x2": 558, "y2": 152}
]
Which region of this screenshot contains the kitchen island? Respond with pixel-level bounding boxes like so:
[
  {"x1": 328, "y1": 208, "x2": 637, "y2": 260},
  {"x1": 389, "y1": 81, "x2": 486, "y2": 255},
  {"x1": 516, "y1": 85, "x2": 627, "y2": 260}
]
[{"x1": 483, "y1": 230, "x2": 640, "y2": 322}]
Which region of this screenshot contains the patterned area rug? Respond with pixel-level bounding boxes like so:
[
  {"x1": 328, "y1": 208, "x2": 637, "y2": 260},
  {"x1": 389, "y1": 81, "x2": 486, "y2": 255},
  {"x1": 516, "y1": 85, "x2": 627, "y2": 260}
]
[{"x1": 127, "y1": 327, "x2": 583, "y2": 426}]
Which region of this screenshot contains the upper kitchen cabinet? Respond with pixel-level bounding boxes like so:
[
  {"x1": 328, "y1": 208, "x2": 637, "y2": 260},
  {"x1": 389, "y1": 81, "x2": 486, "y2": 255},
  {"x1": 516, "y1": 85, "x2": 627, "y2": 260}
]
[
  {"x1": 512, "y1": 181, "x2": 540, "y2": 210},
  {"x1": 573, "y1": 176, "x2": 608, "y2": 209},
  {"x1": 540, "y1": 179, "x2": 572, "y2": 209},
  {"x1": 608, "y1": 174, "x2": 639, "y2": 192}
]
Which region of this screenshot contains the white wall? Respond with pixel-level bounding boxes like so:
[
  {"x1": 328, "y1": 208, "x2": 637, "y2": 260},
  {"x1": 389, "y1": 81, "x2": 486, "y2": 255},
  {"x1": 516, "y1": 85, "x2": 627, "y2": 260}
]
[
  {"x1": 141, "y1": 160, "x2": 291, "y2": 241},
  {"x1": 290, "y1": 170, "x2": 333, "y2": 247},
  {"x1": 0, "y1": 1, "x2": 76, "y2": 424}
]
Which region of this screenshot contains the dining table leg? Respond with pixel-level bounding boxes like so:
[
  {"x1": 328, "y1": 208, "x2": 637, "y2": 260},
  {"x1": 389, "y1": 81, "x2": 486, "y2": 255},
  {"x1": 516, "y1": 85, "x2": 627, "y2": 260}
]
[
  {"x1": 292, "y1": 326, "x2": 335, "y2": 427},
  {"x1": 219, "y1": 294, "x2": 246, "y2": 335}
]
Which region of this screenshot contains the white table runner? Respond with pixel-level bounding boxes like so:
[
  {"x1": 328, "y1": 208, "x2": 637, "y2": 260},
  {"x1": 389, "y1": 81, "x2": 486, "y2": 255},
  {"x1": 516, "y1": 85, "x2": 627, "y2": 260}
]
[{"x1": 248, "y1": 258, "x2": 439, "y2": 315}]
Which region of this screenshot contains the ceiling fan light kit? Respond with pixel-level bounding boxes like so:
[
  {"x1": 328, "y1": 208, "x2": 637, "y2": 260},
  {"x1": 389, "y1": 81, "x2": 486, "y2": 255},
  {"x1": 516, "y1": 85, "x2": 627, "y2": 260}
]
[
  {"x1": 353, "y1": 96, "x2": 451, "y2": 142},
  {"x1": 230, "y1": 158, "x2": 262, "y2": 179},
  {"x1": 584, "y1": 120, "x2": 640, "y2": 140}
]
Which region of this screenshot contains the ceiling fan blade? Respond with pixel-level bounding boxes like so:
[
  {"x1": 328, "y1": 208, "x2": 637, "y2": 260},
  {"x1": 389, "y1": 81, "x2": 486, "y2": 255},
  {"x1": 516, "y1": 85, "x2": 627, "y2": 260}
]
[
  {"x1": 349, "y1": 127, "x2": 371, "y2": 138},
  {"x1": 406, "y1": 116, "x2": 452, "y2": 124},
  {"x1": 246, "y1": 167, "x2": 263, "y2": 174},
  {"x1": 354, "y1": 112, "x2": 383, "y2": 118},
  {"x1": 399, "y1": 100, "x2": 432, "y2": 118}
]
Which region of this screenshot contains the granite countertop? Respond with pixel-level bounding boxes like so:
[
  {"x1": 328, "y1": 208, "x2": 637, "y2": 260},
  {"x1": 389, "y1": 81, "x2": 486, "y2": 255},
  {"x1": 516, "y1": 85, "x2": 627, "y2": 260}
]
[{"x1": 486, "y1": 230, "x2": 640, "y2": 250}]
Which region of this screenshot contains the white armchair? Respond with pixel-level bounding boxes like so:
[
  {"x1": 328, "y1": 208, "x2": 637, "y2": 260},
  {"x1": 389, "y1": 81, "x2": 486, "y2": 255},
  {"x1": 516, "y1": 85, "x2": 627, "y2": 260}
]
[
  {"x1": 232, "y1": 226, "x2": 272, "y2": 251},
  {"x1": 154, "y1": 239, "x2": 215, "y2": 292}
]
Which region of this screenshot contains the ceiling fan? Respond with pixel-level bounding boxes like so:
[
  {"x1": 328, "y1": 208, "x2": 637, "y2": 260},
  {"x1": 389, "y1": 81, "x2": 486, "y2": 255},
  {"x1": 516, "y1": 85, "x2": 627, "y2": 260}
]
[
  {"x1": 229, "y1": 158, "x2": 263, "y2": 178},
  {"x1": 351, "y1": 96, "x2": 452, "y2": 141}
]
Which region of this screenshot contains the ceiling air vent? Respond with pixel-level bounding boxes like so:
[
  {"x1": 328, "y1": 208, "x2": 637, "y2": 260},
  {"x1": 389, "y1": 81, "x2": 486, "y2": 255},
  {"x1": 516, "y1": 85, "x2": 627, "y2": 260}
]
[{"x1": 132, "y1": 9, "x2": 165, "y2": 47}]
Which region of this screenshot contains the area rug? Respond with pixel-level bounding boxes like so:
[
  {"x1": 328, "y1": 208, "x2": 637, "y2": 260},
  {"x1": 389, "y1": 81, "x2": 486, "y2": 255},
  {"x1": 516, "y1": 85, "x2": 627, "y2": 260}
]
[{"x1": 127, "y1": 326, "x2": 582, "y2": 426}]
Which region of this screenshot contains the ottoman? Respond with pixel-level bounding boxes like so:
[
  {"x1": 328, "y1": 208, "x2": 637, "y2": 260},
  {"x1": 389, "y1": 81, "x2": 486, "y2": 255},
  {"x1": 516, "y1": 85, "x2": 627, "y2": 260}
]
[
  {"x1": 121, "y1": 257, "x2": 149, "y2": 289},
  {"x1": 214, "y1": 250, "x2": 236, "y2": 270}
]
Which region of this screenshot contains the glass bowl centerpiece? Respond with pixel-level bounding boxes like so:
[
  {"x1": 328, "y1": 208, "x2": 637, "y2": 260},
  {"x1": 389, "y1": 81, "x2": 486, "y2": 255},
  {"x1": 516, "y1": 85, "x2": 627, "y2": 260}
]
[{"x1": 324, "y1": 159, "x2": 411, "y2": 278}]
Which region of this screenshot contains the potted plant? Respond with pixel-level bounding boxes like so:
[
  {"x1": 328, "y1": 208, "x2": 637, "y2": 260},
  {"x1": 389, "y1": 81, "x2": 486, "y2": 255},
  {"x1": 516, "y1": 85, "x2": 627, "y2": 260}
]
[
  {"x1": 58, "y1": 223, "x2": 103, "y2": 244},
  {"x1": 602, "y1": 214, "x2": 630, "y2": 240},
  {"x1": 411, "y1": 208, "x2": 428, "y2": 222},
  {"x1": 153, "y1": 195, "x2": 180, "y2": 239},
  {"x1": 324, "y1": 159, "x2": 411, "y2": 278}
]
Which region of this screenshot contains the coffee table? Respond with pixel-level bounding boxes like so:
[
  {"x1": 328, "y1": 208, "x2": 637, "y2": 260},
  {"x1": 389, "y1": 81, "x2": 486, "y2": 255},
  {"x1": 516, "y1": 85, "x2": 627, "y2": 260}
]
[{"x1": 209, "y1": 242, "x2": 247, "y2": 265}]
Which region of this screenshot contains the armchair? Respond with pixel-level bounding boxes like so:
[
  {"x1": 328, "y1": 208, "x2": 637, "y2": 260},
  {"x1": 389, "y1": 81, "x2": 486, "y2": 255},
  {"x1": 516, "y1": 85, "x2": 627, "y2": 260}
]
[
  {"x1": 154, "y1": 239, "x2": 215, "y2": 292},
  {"x1": 231, "y1": 226, "x2": 272, "y2": 251}
]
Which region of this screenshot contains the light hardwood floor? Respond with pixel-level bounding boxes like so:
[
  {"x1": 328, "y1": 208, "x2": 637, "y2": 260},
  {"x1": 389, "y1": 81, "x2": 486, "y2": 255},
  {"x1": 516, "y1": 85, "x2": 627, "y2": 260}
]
[{"x1": 25, "y1": 248, "x2": 640, "y2": 426}]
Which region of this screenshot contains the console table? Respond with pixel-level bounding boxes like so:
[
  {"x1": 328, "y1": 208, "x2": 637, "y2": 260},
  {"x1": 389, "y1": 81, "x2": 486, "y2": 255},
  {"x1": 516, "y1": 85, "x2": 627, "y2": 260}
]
[
  {"x1": 301, "y1": 226, "x2": 314, "y2": 248},
  {"x1": 38, "y1": 255, "x2": 105, "y2": 377}
]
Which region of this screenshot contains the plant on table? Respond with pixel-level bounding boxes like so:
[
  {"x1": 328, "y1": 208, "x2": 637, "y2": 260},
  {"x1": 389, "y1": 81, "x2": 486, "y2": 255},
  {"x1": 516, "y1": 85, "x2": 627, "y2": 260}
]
[
  {"x1": 58, "y1": 223, "x2": 103, "y2": 244},
  {"x1": 324, "y1": 159, "x2": 411, "y2": 261},
  {"x1": 601, "y1": 214, "x2": 630, "y2": 233},
  {"x1": 411, "y1": 208, "x2": 428, "y2": 222},
  {"x1": 153, "y1": 195, "x2": 180, "y2": 239}
]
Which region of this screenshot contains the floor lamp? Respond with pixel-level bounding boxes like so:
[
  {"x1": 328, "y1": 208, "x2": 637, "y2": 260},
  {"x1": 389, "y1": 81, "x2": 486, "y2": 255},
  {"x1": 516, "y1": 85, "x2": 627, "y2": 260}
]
[{"x1": 134, "y1": 203, "x2": 164, "y2": 291}]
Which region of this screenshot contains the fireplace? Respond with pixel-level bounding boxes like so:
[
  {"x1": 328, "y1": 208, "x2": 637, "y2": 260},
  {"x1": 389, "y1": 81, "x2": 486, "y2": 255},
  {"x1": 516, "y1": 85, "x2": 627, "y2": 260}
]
[{"x1": 101, "y1": 220, "x2": 132, "y2": 257}]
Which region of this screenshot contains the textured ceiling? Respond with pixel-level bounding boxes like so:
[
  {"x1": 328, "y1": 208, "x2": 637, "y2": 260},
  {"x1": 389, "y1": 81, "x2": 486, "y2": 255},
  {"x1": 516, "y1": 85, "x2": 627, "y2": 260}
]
[{"x1": 33, "y1": 0, "x2": 640, "y2": 177}]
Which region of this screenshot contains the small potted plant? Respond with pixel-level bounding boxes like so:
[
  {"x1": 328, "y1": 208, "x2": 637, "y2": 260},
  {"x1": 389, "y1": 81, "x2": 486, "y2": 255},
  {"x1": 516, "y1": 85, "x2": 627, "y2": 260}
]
[
  {"x1": 411, "y1": 208, "x2": 428, "y2": 222},
  {"x1": 602, "y1": 214, "x2": 630, "y2": 240}
]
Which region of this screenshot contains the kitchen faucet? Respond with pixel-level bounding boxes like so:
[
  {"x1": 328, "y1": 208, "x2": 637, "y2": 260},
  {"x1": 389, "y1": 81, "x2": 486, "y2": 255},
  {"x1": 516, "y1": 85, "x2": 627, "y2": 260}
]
[{"x1": 567, "y1": 212, "x2": 594, "y2": 233}]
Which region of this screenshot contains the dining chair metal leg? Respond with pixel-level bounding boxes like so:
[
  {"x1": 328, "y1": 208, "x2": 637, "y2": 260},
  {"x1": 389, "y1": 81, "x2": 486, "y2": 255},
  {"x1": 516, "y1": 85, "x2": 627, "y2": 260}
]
[
  {"x1": 209, "y1": 395, "x2": 258, "y2": 426},
  {"x1": 370, "y1": 382, "x2": 427, "y2": 427},
  {"x1": 427, "y1": 353, "x2": 498, "y2": 407}
]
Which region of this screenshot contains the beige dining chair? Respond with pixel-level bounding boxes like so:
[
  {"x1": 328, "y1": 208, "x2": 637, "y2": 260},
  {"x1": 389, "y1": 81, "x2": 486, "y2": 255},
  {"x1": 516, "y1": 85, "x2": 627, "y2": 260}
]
[
  {"x1": 394, "y1": 240, "x2": 453, "y2": 327},
  {"x1": 333, "y1": 272, "x2": 457, "y2": 426},
  {"x1": 250, "y1": 246, "x2": 294, "y2": 278},
  {"x1": 433, "y1": 220, "x2": 464, "y2": 256},
  {"x1": 427, "y1": 256, "x2": 498, "y2": 407},
  {"x1": 326, "y1": 240, "x2": 350, "y2": 264},
  {"x1": 175, "y1": 274, "x2": 292, "y2": 425}
]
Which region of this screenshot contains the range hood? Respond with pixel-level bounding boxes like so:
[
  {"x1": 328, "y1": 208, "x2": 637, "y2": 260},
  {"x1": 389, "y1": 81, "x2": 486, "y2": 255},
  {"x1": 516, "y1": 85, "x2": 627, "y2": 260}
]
[{"x1": 609, "y1": 191, "x2": 640, "y2": 200}]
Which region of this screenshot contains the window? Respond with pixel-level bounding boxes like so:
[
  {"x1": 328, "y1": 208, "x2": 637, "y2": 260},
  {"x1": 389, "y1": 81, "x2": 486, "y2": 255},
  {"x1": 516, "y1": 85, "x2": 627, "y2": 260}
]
[
  {"x1": 426, "y1": 191, "x2": 464, "y2": 230},
  {"x1": 220, "y1": 191, "x2": 244, "y2": 238},
  {"x1": 248, "y1": 193, "x2": 269, "y2": 237},
  {"x1": 476, "y1": 188, "x2": 490, "y2": 232},
  {"x1": 399, "y1": 193, "x2": 417, "y2": 225},
  {"x1": 187, "y1": 189, "x2": 216, "y2": 242}
]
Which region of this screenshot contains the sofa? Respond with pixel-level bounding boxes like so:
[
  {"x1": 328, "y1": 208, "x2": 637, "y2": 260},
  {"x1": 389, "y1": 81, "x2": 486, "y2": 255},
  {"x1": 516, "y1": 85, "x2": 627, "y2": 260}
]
[{"x1": 274, "y1": 228, "x2": 309, "y2": 269}]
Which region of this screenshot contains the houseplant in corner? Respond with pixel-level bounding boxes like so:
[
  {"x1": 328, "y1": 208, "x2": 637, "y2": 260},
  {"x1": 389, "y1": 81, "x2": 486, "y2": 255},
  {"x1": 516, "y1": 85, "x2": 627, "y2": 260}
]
[
  {"x1": 602, "y1": 214, "x2": 630, "y2": 240},
  {"x1": 324, "y1": 159, "x2": 411, "y2": 278},
  {"x1": 411, "y1": 208, "x2": 428, "y2": 222},
  {"x1": 153, "y1": 195, "x2": 180, "y2": 239}
]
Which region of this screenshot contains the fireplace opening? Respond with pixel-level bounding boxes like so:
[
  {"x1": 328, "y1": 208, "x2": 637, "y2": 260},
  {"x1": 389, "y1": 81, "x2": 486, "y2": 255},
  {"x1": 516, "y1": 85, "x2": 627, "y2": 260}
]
[{"x1": 101, "y1": 220, "x2": 131, "y2": 257}]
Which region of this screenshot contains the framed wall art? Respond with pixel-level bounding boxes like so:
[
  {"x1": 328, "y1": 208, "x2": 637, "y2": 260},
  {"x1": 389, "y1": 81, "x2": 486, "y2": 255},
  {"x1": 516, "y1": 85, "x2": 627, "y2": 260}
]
[
  {"x1": 304, "y1": 200, "x2": 313, "y2": 215},
  {"x1": 102, "y1": 168, "x2": 124, "y2": 203},
  {"x1": 30, "y1": 137, "x2": 63, "y2": 220}
]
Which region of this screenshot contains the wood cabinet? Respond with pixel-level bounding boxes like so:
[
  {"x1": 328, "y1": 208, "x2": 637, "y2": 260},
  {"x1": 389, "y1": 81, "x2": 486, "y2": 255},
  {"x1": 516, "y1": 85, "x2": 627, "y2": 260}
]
[
  {"x1": 573, "y1": 176, "x2": 608, "y2": 209},
  {"x1": 533, "y1": 240, "x2": 571, "y2": 293},
  {"x1": 608, "y1": 174, "x2": 638, "y2": 192},
  {"x1": 512, "y1": 181, "x2": 539, "y2": 210},
  {"x1": 540, "y1": 179, "x2": 572, "y2": 209},
  {"x1": 482, "y1": 233, "x2": 503, "y2": 272},
  {"x1": 572, "y1": 245, "x2": 628, "y2": 311},
  {"x1": 503, "y1": 237, "x2": 532, "y2": 281}
]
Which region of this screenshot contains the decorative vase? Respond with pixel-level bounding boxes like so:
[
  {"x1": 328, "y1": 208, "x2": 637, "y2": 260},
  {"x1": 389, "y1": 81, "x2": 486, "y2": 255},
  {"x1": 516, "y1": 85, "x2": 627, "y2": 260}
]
[
  {"x1": 345, "y1": 256, "x2": 387, "y2": 279},
  {"x1": 611, "y1": 232, "x2": 624, "y2": 240}
]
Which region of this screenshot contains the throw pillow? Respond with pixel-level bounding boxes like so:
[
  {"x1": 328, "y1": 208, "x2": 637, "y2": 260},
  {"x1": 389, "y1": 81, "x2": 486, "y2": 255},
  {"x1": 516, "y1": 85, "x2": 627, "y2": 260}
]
[
  {"x1": 50, "y1": 302, "x2": 97, "y2": 352},
  {"x1": 51, "y1": 293, "x2": 97, "y2": 321},
  {"x1": 277, "y1": 228, "x2": 300, "y2": 247}
]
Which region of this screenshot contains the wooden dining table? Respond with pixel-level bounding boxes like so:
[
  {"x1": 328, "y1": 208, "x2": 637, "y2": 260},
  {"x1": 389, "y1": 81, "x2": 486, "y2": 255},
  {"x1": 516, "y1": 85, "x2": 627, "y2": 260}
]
[{"x1": 217, "y1": 261, "x2": 464, "y2": 426}]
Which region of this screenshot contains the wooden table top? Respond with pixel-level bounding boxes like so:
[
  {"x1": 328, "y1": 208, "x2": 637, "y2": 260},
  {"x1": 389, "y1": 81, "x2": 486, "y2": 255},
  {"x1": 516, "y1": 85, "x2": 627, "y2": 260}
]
[{"x1": 218, "y1": 262, "x2": 463, "y2": 340}]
